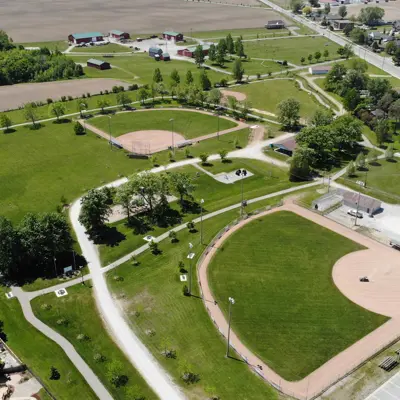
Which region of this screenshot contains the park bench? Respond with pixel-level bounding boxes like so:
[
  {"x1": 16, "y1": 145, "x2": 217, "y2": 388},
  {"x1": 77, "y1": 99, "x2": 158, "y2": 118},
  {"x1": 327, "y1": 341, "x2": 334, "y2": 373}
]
[{"x1": 379, "y1": 357, "x2": 398, "y2": 371}]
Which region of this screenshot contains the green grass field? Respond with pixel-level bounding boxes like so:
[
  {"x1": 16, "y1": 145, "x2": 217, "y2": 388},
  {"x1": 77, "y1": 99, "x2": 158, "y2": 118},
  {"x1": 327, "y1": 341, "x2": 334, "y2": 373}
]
[
  {"x1": 232, "y1": 79, "x2": 322, "y2": 117},
  {"x1": 106, "y1": 208, "x2": 279, "y2": 399},
  {"x1": 208, "y1": 211, "x2": 388, "y2": 380},
  {"x1": 71, "y1": 43, "x2": 131, "y2": 53},
  {"x1": 32, "y1": 283, "x2": 156, "y2": 400},
  {"x1": 244, "y1": 36, "x2": 341, "y2": 65},
  {"x1": 0, "y1": 287, "x2": 96, "y2": 399},
  {"x1": 17, "y1": 40, "x2": 69, "y2": 51},
  {"x1": 190, "y1": 27, "x2": 290, "y2": 40},
  {"x1": 89, "y1": 110, "x2": 237, "y2": 138}
]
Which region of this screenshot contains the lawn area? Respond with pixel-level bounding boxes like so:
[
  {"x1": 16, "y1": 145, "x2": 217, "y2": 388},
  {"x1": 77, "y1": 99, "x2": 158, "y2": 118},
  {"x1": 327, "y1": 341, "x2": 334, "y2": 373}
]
[
  {"x1": 71, "y1": 43, "x2": 131, "y2": 53},
  {"x1": 0, "y1": 121, "x2": 150, "y2": 222},
  {"x1": 82, "y1": 65, "x2": 136, "y2": 82},
  {"x1": 17, "y1": 40, "x2": 69, "y2": 51},
  {"x1": 0, "y1": 287, "x2": 96, "y2": 399},
  {"x1": 106, "y1": 208, "x2": 279, "y2": 399},
  {"x1": 32, "y1": 283, "x2": 155, "y2": 400},
  {"x1": 89, "y1": 109, "x2": 237, "y2": 138},
  {"x1": 244, "y1": 36, "x2": 341, "y2": 65},
  {"x1": 190, "y1": 27, "x2": 289, "y2": 40},
  {"x1": 232, "y1": 79, "x2": 322, "y2": 117},
  {"x1": 68, "y1": 54, "x2": 227, "y2": 86},
  {"x1": 208, "y1": 211, "x2": 388, "y2": 380}
]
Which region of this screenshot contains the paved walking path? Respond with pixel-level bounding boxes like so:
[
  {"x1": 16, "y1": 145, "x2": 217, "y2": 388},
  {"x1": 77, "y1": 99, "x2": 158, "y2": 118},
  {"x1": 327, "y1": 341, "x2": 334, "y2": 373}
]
[{"x1": 197, "y1": 199, "x2": 400, "y2": 400}]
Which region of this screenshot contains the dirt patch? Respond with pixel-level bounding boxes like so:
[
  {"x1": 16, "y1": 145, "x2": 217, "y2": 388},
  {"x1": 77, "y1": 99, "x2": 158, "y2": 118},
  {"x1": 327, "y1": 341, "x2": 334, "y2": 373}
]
[
  {"x1": 131, "y1": 289, "x2": 155, "y2": 314},
  {"x1": 221, "y1": 89, "x2": 247, "y2": 102},
  {"x1": 3, "y1": 0, "x2": 288, "y2": 42},
  {"x1": 0, "y1": 79, "x2": 129, "y2": 112},
  {"x1": 118, "y1": 130, "x2": 186, "y2": 154}
]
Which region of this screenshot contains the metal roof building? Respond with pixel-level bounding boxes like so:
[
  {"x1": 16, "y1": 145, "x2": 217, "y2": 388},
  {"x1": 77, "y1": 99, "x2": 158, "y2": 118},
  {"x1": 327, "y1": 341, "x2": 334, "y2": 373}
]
[{"x1": 68, "y1": 32, "x2": 104, "y2": 44}]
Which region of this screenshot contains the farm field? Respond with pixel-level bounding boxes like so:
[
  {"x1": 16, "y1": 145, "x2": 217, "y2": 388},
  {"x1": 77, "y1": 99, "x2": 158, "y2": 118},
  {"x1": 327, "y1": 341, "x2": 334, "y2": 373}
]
[
  {"x1": 89, "y1": 109, "x2": 237, "y2": 138},
  {"x1": 244, "y1": 36, "x2": 341, "y2": 64},
  {"x1": 106, "y1": 208, "x2": 279, "y2": 400},
  {"x1": 208, "y1": 211, "x2": 387, "y2": 381},
  {"x1": 0, "y1": 287, "x2": 96, "y2": 399},
  {"x1": 231, "y1": 79, "x2": 322, "y2": 117},
  {"x1": 32, "y1": 283, "x2": 155, "y2": 400}
]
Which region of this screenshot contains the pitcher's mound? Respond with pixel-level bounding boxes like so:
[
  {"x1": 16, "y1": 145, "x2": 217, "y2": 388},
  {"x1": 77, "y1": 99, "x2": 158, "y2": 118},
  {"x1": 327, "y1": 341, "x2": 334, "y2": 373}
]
[
  {"x1": 118, "y1": 130, "x2": 185, "y2": 153},
  {"x1": 221, "y1": 90, "x2": 247, "y2": 102}
]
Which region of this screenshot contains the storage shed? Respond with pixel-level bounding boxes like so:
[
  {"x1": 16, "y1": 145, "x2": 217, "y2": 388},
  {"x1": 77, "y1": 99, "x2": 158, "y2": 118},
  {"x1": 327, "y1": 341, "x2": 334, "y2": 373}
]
[
  {"x1": 87, "y1": 59, "x2": 111, "y2": 70},
  {"x1": 309, "y1": 65, "x2": 332, "y2": 75},
  {"x1": 265, "y1": 20, "x2": 285, "y2": 29},
  {"x1": 110, "y1": 30, "x2": 130, "y2": 40},
  {"x1": 68, "y1": 32, "x2": 104, "y2": 44},
  {"x1": 177, "y1": 45, "x2": 210, "y2": 58},
  {"x1": 163, "y1": 31, "x2": 183, "y2": 41}
]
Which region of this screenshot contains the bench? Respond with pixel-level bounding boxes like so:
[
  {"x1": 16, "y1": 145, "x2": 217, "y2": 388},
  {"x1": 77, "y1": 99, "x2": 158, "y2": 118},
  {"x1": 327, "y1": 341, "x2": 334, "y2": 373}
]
[{"x1": 379, "y1": 357, "x2": 398, "y2": 371}]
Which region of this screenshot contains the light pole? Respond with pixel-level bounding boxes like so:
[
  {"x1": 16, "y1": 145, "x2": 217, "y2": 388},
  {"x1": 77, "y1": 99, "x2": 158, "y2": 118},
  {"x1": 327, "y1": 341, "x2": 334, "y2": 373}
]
[
  {"x1": 226, "y1": 297, "x2": 235, "y2": 357},
  {"x1": 354, "y1": 189, "x2": 362, "y2": 227},
  {"x1": 200, "y1": 198, "x2": 204, "y2": 245},
  {"x1": 53, "y1": 256, "x2": 57, "y2": 278},
  {"x1": 235, "y1": 169, "x2": 247, "y2": 217},
  {"x1": 169, "y1": 118, "x2": 175, "y2": 153},
  {"x1": 187, "y1": 242, "x2": 195, "y2": 296}
]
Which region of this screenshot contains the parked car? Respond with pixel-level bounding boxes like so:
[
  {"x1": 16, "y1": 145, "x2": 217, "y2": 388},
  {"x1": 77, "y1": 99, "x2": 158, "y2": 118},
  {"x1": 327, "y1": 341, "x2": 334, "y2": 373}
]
[
  {"x1": 347, "y1": 209, "x2": 363, "y2": 218},
  {"x1": 390, "y1": 240, "x2": 400, "y2": 250}
]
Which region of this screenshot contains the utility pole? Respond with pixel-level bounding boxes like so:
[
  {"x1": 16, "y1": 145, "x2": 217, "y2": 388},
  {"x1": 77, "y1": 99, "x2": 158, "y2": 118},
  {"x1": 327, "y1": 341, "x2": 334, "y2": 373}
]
[
  {"x1": 328, "y1": 175, "x2": 331, "y2": 193},
  {"x1": 226, "y1": 297, "x2": 235, "y2": 357},
  {"x1": 217, "y1": 112, "x2": 220, "y2": 140},
  {"x1": 364, "y1": 169, "x2": 368, "y2": 188},
  {"x1": 200, "y1": 199, "x2": 205, "y2": 245},
  {"x1": 187, "y1": 243, "x2": 195, "y2": 296}
]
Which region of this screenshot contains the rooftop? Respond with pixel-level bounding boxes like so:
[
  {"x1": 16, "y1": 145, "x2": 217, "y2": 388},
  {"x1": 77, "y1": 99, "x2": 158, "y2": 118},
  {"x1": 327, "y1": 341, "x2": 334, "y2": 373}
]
[
  {"x1": 87, "y1": 58, "x2": 108, "y2": 66},
  {"x1": 337, "y1": 188, "x2": 382, "y2": 211},
  {"x1": 110, "y1": 30, "x2": 127, "y2": 35},
  {"x1": 163, "y1": 31, "x2": 181, "y2": 36},
  {"x1": 274, "y1": 137, "x2": 297, "y2": 152},
  {"x1": 72, "y1": 32, "x2": 103, "y2": 39},
  {"x1": 310, "y1": 65, "x2": 333, "y2": 71},
  {"x1": 266, "y1": 20, "x2": 285, "y2": 25},
  {"x1": 186, "y1": 44, "x2": 211, "y2": 52}
]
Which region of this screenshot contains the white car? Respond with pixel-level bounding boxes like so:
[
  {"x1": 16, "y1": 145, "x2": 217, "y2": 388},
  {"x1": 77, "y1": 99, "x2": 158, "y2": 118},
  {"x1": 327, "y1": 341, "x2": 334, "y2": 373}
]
[{"x1": 348, "y1": 209, "x2": 363, "y2": 219}]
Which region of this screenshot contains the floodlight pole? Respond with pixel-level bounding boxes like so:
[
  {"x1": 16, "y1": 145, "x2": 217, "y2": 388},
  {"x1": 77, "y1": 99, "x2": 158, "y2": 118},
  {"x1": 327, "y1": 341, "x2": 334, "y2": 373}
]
[
  {"x1": 354, "y1": 189, "x2": 362, "y2": 227},
  {"x1": 364, "y1": 169, "x2": 368, "y2": 188},
  {"x1": 226, "y1": 297, "x2": 235, "y2": 357},
  {"x1": 241, "y1": 175, "x2": 244, "y2": 217},
  {"x1": 108, "y1": 116, "x2": 112, "y2": 150},
  {"x1": 53, "y1": 256, "x2": 57, "y2": 278},
  {"x1": 187, "y1": 244, "x2": 195, "y2": 296},
  {"x1": 170, "y1": 118, "x2": 175, "y2": 153},
  {"x1": 200, "y1": 199, "x2": 205, "y2": 245}
]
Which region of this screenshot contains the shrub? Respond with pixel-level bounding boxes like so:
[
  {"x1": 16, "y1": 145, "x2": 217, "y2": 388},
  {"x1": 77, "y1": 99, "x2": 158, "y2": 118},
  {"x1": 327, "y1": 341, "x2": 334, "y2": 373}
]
[
  {"x1": 94, "y1": 353, "x2": 106, "y2": 363},
  {"x1": 169, "y1": 230, "x2": 178, "y2": 243},
  {"x1": 199, "y1": 153, "x2": 209, "y2": 164},
  {"x1": 76, "y1": 333, "x2": 90, "y2": 342},
  {"x1": 86, "y1": 92, "x2": 91, "y2": 98},
  {"x1": 113, "y1": 275, "x2": 124, "y2": 282},
  {"x1": 185, "y1": 147, "x2": 191, "y2": 158},
  {"x1": 118, "y1": 85, "x2": 125, "y2": 92},
  {"x1": 178, "y1": 261, "x2": 185, "y2": 272},
  {"x1": 220, "y1": 78, "x2": 228, "y2": 87},
  {"x1": 149, "y1": 240, "x2": 160, "y2": 255},
  {"x1": 68, "y1": 95, "x2": 73, "y2": 101},
  {"x1": 61, "y1": 96, "x2": 67, "y2": 102},
  {"x1": 130, "y1": 256, "x2": 140, "y2": 266},
  {"x1": 100, "y1": 91, "x2": 103, "y2": 95},
  {"x1": 112, "y1": 86, "x2": 119, "y2": 93},
  {"x1": 128, "y1": 83, "x2": 139, "y2": 91},
  {"x1": 74, "y1": 122, "x2": 85, "y2": 135},
  {"x1": 187, "y1": 221, "x2": 195, "y2": 233},
  {"x1": 82, "y1": 93, "x2": 86, "y2": 98},
  {"x1": 105, "y1": 89, "x2": 109, "y2": 95},
  {"x1": 46, "y1": 98, "x2": 53, "y2": 104}
]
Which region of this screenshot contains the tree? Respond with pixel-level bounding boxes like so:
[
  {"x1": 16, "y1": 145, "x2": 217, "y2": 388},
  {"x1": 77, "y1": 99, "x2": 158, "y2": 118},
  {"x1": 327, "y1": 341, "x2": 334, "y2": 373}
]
[
  {"x1": 208, "y1": 44, "x2": 217, "y2": 63},
  {"x1": 300, "y1": 57, "x2": 305, "y2": 64},
  {"x1": 367, "y1": 78, "x2": 391, "y2": 105},
  {"x1": 23, "y1": 103, "x2": 38, "y2": 128},
  {"x1": 200, "y1": 153, "x2": 209, "y2": 164},
  {"x1": 49, "y1": 102, "x2": 65, "y2": 122},
  {"x1": 324, "y1": 3, "x2": 330, "y2": 14},
  {"x1": 216, "y1": 49, "x2": 225, "y2": 67},
  {"x1": 107, "y1": 361, "x2": 128, "y2": 388},
  {"x1": 302, "y1": 6, "x2": 312, "y2": 15},
  {"x1": 219, "y1": 149, "x2": 228, "y2": 162},
  {"x1": 0, "y1": 217, "x2": 20, "y2": 278},
  {"x1": 235, "y1": 38, "x2": 245, "y2": 59},
  {"x1": 240, "y1": 100, "x2": 252, "y2": 119},
  {"x1": 153, "y1": 67, "x2": 163, "y2": 83},
  {"x1": 0, "y1": 113, "x2": 12, "y2": 131},
  {"x1": 386, "y1": 41, "x2": 397, "y2": 56},
  {"x1": 193, "y1": 45, "x2": 205, "y2": 67},
  {"x1": 290, "y1": 0, "x2": 303, "y2": 13},
  {"x1": 324, "y1": 63, "x2": 347, "y2": 91},
  {"x1": 389, "y1": 99, "x2": 400, "y2": 123},
  {"x1": 207, "y1": 88, "x2": 222, "y2": 106},
  {"x1": 343, "y1": 23, "x2": 354, "y2": 37},
  {"x1": 217, "y1": 38, "x2": 227, "y2": 58},
  {"x1": 289, "y1": 147, "x2": 312, "y2": 181},
  {"x1": 138, "y1": 87, "x2": 149, "y2": 105},
  {"x1": 309, "y1": 0, "x2": 319, "y2": 6},
  {"x1": 311, "y1": 109, "x2": 333, "y2": 127},
  {"x1": 349, "y1": 58, "x2": 368, "y2": 73},
  {"x1": 277, "y1": 98, "x2": 300, "y2": 129},
  {"x1": 343, "y1": 88, "x2": 361, "y2": 111},
  {"x1": 170, "y1": 69, "x2": 181, "y2": 87},
  {"x1": 226, "y1": 33, "x2": 234, "y2": 54},
  {"x1": 76, "y1": 100, "x2": 88, "y2": 118},
  {"x1": 199, "y1": 70, "x2": 211, "y2": 91},
  {"x1": 358, "y1": 6, "x2": 385, "y2": 26},
  {"x1": 227, "y1": 96, "x2": 238, "y2": 113},
  {"x1": 375, "y1": 119, "x2": 390, "y2": 146},
  {"x1": 323, "y1": 49, "x2": 329, "y2": 61},
  {"x1": 338, "y1": 5, "x2": 348, "y2": 19},
  {"x1": 97, "y1": 98, "x2": 110, "y2": 113},
  {"x1": 331, "y1": 115, "x2": 363, "y2": 150},
  {"x1": 115, "y1": 183, "x2": 139, "y2": 222},
  {"x1": 116, "y1": 92, "x2": 131, "y2": 108},
  {"x1": 314, "y1": 51, "x2": 321, "y2": 62},
  {"x1": 50, "y1": 367, "x2": 60, "y2": 380},
  {"x1": 393, "y1": 48, "x2": 400, "y2": 66},
  {"x1": 355, "y1": 152, "x2": 366, "y2": 169},
  {"x1": 385, "y1": 143, "x2": 394, "y2": 160},
  {"x1": 186, "y1": 70, "x2": 194, "y2": 85},
  {"x1": 169, "y1": 172, "x2": 196, "y2": 204},
  {"x1": 377, "y1": 92, "x2": 394, "y2": 114},
  {"x1": 149, "y1": 240, "x2": 160, "y2": 255},
  {"x1": 232, "y1": 59, "x2": 244, "y2": 82},
  {"x1": 350, "y1": 27, "x2": 366, "y2": 44},
  {"x1": 368, "y1": 148, "x2": 379, "y2": 164},
  {"x1": 346, "y1": 161, "x2": 356, "y2": 177},
  {"x1": 307, "y1": 53, "x2": 313, "y2": 63},
  {"x1": 79, "y1": 188, "x2": 112, "y2": 236},
  {"x1": 74, "y1": 121, "x2": 85, "y2": 135}
]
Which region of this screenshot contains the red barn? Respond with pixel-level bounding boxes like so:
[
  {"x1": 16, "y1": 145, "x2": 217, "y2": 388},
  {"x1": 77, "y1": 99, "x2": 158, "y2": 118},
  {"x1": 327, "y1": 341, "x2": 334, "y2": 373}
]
[
  {"x1": 177, "y1": 45, "x2": 210, "y2": 58},
  {"x1": 109, "y1": 30, "x2": 130, "y2": 40},
  {"x1": 87, "y1": 59, "x2": 111, "y2": 70},
  {"x1": 163, "y1": 31, "x2": 183, "y2": 41},
  {"x1": 68, "y1": 32, "x2": 104, "y2": 44}
]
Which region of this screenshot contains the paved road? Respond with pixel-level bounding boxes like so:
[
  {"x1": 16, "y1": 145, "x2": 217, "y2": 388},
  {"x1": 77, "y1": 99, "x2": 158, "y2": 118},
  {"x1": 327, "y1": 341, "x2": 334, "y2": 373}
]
[
  {"x1": 11, "y1": 287, "x2": 113, "y2": 400},
  {"x1": 259, "y1": 0, "x2": 400, "y2": 79}
]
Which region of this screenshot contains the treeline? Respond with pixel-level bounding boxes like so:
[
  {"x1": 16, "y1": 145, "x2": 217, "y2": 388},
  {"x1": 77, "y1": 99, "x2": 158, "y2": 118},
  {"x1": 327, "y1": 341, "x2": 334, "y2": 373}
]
[
  {"x1": 0, "y1": 30, "x2": 83, "y2": 85},
  {"x1": 0, "y1": 213, "x2": 75, "y2": 283}
]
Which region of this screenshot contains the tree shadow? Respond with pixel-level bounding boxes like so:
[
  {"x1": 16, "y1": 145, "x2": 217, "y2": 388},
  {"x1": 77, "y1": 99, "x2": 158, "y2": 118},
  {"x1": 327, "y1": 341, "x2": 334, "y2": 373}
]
[
  {"x1": 369, "y1": 161, "x2": 381, "y2": 167},
  {"x1": 181, "y1": 200, "x2": 202, "y2": 215},
  {"x1": 53, "y1": 118, "x2": 71, "y2": 124},
  {"x1": 155, "y1": 206, "x2": 182, "y2": 228},
  {"x1": 3, "y1": 128, "x2": 16, "y2": 134},
  {"x1": 93, "y1": 226, "x2": 126, "y2": 247},
  {"x1": 387, "y1": 158, "x2": 398, "y2": 163},
  {"x1": 222, "y1": 159, "x2": 232, "y2": 164},
  {"x1": 29, "y1": 123, "x2": 42, "y2": 130}
]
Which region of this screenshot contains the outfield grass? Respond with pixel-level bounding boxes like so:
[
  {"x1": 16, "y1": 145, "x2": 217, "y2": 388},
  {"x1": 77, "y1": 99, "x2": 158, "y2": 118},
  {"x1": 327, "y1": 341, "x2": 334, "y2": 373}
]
[
  {"x1": 71, "y1": 43, "x2": 131, "y2": 53},
  {"x1": 244, "y1": 36, "x2": 341, "y2": 65},
  {"x1": 106, "y1": 208, "x2": 279, "y2": 399},
  {"x1": 208, "y1": 211, "x2": 388, "y2": 380},
  {"x1": 32, "y1": 283, "x2": 155, "y2": 400},
  {"x1": 232, "y1": 79, "x2": 322, "y2": 117},
  {"x1": 17, "y1": 40, "x2": 69, "y2": 51},
  {"x1": 0, "y1": 287, "x2": 96, "y2": 399},
  {"x1": 89, "y1": 110, "x2": 237, "y2": 138}
]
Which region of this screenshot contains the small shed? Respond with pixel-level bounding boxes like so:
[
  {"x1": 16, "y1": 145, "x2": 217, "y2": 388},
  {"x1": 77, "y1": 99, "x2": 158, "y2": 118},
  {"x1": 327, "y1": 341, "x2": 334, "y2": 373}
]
[
  {"x1": 161, "y1": 52, "x2": 170, "y2": 61},
  {"x1": 110, "y1": 30, "x2": 130, "y2": 40},
  {"x1": 309, "y1": 65, "x2": 332, "y2": 75},
  {"x1": 272, "y1": 137, "x2": 297, "y2": 156},
  {"x1": 68, "y1": 32, "x2": 104, "y2": 44},
  {"x1": 265, "y1": 20, "x2": 285, "y2": 29},
  {"x1": 87, "y1": 59, "x2": 111, "y2": 70},
  {"x1": 337, "y1": 188, "x2": 382, "y2": 216},
  {"x1": 163, "y1": 31, "x2": 183, "y2": 41},
  {"x1": 149, "y1": 47, "x2": 163, "y2": 58}
]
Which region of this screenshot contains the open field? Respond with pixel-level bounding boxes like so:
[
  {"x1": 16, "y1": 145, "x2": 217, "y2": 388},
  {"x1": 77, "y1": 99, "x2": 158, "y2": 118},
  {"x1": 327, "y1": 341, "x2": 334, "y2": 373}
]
[
  {"x1": 71, "y1": 43, "x2": 131, "y2": 53},
  {"x1": 106, "y1": 208, "x2": 279, "y2": 399},
  {"x1": 32, "y1": 283, "x2": 155, "y2": 400},
  {"x1": 89, "y1": 109, "x2": 237, "y2": 139},
  {"x1": 231, "y1": 79, "x2": 322, "y2": 117},
  {"x1": 346, "y1": 3, "x2": 400, "y2": 20},
  {"x1": 0, "y1": 79, "x2": 129, "y2": 112},
  {"x1": 190, "y1": 27, "x2": 290, "y2": 40},
  {"x1": 244, "y1": 36, "x2": 341, "y2": 64},
  {"x1": 17, "y1": 40, "x2": 69, "y2": 51},
  {"x1": 208, "y1": 211, "x2": 387, "y2": 381},
  {"x1": 2, "y1": 0, "x2": 289, "y2": 42},
  {"x1": 0, "y1": 287, "x2": 96, "y2": 399}
]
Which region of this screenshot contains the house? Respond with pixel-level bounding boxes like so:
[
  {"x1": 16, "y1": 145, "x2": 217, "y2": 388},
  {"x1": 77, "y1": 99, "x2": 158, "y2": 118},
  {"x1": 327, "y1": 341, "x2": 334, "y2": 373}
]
[
  {"x1": 309, "y1": 65, "x2": 332, "y2": 75},
  {"x1": 149, "y1": 47, "x2": 163, "y2": 58},
  {"x1": 333, "y1": 20, "x2": 353, "y2": 30},
  {"x1": 68, "y1": 32, "x2": 104, "y2": 44},
  {"x1": 272, "y1": 137, "x2": 297, "y2": 156},
  {"x1": 368, "y1": 31, "x2": 390, "y2": 41},
  {"x1": 177, "y1": 45, "x2": 210, "y2": 58},
  {"x1": 161, "y1": 53, "x2": 170, "y2": 61},
  {"x1": 87, "y1": 59, "x2": 111, "y2": 70},
  {"x1": 265, "y1": 20, "x2": 285, "y2": 29},
  {"x1": 163, "y1": 31, "x2": 183, "y2": 41},
  {"x1": 109, "y1": 30, "x2": 130, "y2": 40},
  {"x1": 371, "y1": 108, "x2": 385, "y2": 118}
]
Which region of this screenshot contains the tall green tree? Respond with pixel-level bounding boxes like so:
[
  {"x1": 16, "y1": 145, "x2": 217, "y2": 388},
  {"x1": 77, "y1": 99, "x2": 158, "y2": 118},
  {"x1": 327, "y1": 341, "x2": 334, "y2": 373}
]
[
  {"x1": 76, "y1": 99, "x2": 88, "y2": 118},
  {"x1": 193, "y1": 45, "x2": 205, "y2": 67},
  {"x1": 207, "y1": 88, "x2": 222, "y2": 106},
  {"x1": 0, "y1": 217, "x2": 20, "y2": 277},
  {"x1": 48, "y1": 102, "x2": 65, "y2": 122},
  {"x1": 232, "y1": 59, "x2": 244, "y2": 82},
  {"x1": 23, "y1": 103, "x2": 38, "y2": 128},
  {"x1": 153, "y1": 68, "x2": 163, "y2": 83},
  {"x1": 117, "y1": 92, "x2": 132, "y2": 108},
  {"x1": 186, "y1": 70, "x2": 194, "y2": 85},
  {"x1": 97, "y1": 98, "x2": 111, "y2": 113},
  {"x1": 343, "y1": 88, "x2": 361, "y2": 111},
  {"x1": 310, "y1": 109, "x2": 333, "y2": 127},
  {"x1": 358, "y1": 6, "x2": 385, "y2": 26},
  {"x1": 216, "y1": 49, "x2": 225, "y2": 67},
  {"x1": 138, "y1": 87, "x2": 149, "y2": 105},
  {"x1": 115, "y1": 182, "x2": 140, "y2": 222},
  {"x1": 375, "y1": 119, "x2": 390, "y2": 146},
  {"x1": 389, "y1": 99, "x2": 400, "y2": 123},
  {"x1": 199, "y1": 70, "x2": 211, "y2": 91},
  {"x1": 0, "y1": 113, "x2": 12, "y2": 131},
  {"x1": 170, "y1": 69, "x2": 181, "y2": 86},
  {"x1": 355, "y1": 152, "x2": 366, "y2": 170},
  {"x1": 235, "y1": 38, "x2": 245, "y2": 59},
  {"x1": 169, "y1": 172, "x2": 196, "y2": 204},
  {"x1": 277, "y1": 98, "x2": 300, "y2": 129},
  {"x1": 208, "y1": 44, "x2": 217, "y2": 63},
  {"x1": 289, "y1": 147, "x2": 312, "y2": 181},
  {"x1": 338, "y1": 5, "x2": 348, "y2": 19},
  {"x1": 226, "y1": 33, "x2": 234, "y2": 54},
  {"x1": 217, "y1": 38, "x2": 227, "y2": 58}
]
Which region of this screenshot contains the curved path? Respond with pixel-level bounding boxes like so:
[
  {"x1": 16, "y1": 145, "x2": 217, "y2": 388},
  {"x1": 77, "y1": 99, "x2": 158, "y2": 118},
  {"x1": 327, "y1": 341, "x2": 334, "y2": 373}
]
[{"x1": 197, "y1": 200, "x2": 400, "y2": 399}]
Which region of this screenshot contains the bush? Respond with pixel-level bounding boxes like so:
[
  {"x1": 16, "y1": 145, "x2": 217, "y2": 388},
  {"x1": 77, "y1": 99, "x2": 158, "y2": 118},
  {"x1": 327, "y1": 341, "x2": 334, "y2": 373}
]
[
  {"x1": 149, "y1": 240, "x2": 160, "y2": 255},
  {"x1": 169, "y1": 230, "x2": 178, "y2": 243},
  {"x1": 68, "y1": 95, "x2": 73, "y2": 101},
  {"x1": 128, "y1": 84, "x2": 139, "y2": 91},
  {"x1": 112, "y1": 86, "x2": 119, "y2": 93},
  {"x1": 105, "y1": 89, "x2": 109, "y2": 95},
  {"x1": 50, "y1": 366, "x2": 60, "y2": 380},
  {"x1": 130, "y1": 256, "x2": 140, "y2": 266},
  {"x1": 220, "y1": 78, "x2": 228, "y2": 87},
  {"x1": 178, "y1": 261, "x2": 185, "y2": 272},
  {"x1": 183, "y1": 285, "x2": 190, "y2": 296},
  {"x1": 86, "y1": 92, "x2": 91, "y2": 98},
  {"x1": 74, "y1": 122, "x2": 85, "y2": 135},
  {"x1": 187, "y1": 221, "x2": 196, "y2": 233},
  {"x1": 185, "y1": 147, "x2": 191, "y2": 158},
  {"x1": 82, "y1": 93, "x2": 86, "y2": 98},
  {"x1": 46, "y1": 98, "x2": 53, "y2": 104},
  {"x1": 118, "y1": 86, "x2": 125, "y2": 92},
  {"x1": 199, "y1": 153, "x2": 209, "y2": 164},
  {"x1": 40, "y1": 303, "x2": 52, "y2": 311},
  {"x1": 61, "y1": 96, "x2": 67, "y2": 102},
  {"x1": 76, "y1": 333, "x2": 90, "y2": 342},
  {"x1": 93, "y1": 353, "x2": 106, "y2": 363}
]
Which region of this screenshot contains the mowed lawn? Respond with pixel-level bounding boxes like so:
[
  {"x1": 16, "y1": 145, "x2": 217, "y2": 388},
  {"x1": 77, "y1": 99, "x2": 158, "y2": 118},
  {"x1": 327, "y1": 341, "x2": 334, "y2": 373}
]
[
  {"x1": 0, "y1": 287, "x2": 96, "y2": 399},
  {"x1": 206, "y1": 58, "x2": 286, "y2": 76},
  {"x1": 191, "y1": 27, "x2": 290, "y2": 40},
  {"x1": 17, "y1": 40, "x2": 69, "y2": 51},
  {"x1": 232, "y1": 79, "x2": 322, "y2": 117},
  {"x1": 244, "y1": 36, "x2": 341, "y2": 64},
  {"x1": 0, "y1": 122, "x2": 150, "y2": 222},
  {"x1": 71, "y1": 43, "x2": 131, "y2": 53},
  {"x1": 32, "y1": 283, "x2": 156, "y2": 400},
  {"x1": 208, "y1": 211, "x2": 388, "y2": 381},
  {"x1": 89, "y1": 110, "x2": 237, "y2": 138},
  {"x1": 106, "y1": 209, "x2": 279, "y2": 400}
]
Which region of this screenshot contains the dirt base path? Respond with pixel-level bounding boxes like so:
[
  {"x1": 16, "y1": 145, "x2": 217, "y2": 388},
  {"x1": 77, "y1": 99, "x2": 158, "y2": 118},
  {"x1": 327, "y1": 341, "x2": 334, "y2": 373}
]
[{"x1": 198, "y1": 200, "x2": 400, "y2": 399}]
